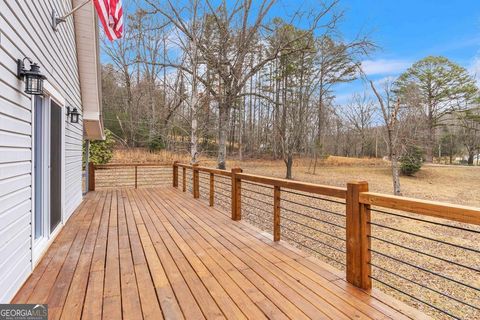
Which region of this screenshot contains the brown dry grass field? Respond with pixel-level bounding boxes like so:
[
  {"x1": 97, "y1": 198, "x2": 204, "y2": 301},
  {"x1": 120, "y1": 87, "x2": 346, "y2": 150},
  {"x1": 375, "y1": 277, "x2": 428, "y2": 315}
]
[
  {"x1": 112, "y1": 149, "x2": 480, "y2": 206},
  {"x1": 108, "y1": 149, "x2": 480, "y2": 319}
]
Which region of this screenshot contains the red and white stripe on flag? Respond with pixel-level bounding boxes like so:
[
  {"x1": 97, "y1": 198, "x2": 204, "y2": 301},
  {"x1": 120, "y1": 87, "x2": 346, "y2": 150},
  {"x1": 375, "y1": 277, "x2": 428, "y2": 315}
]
[{"x1": 93, "y1": 0, "x2": 123, "y2": 41}]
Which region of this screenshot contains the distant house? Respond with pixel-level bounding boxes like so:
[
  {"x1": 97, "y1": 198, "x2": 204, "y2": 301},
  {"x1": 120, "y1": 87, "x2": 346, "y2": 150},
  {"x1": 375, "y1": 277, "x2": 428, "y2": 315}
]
[{"x1": 0, "y1": 1, "x2": 103, "y2": 302}]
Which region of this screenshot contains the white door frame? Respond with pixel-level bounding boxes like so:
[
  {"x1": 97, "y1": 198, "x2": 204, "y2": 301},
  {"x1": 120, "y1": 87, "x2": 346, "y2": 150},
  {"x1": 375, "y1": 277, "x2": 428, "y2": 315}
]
[{"x1": 31, "y1": 81, "x2": 66, "y2": 266}]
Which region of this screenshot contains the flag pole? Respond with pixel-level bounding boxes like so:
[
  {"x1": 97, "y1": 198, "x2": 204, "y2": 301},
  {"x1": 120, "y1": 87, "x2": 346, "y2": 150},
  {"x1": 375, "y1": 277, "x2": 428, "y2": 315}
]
[{"x1": 51, "y1": 0, "x2": 93, "y2": 31}]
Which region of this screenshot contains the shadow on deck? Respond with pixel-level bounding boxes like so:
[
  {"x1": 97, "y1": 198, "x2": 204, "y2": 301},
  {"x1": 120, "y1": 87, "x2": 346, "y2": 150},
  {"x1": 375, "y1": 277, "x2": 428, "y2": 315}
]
[{"x1": 12, "y1": 187, "x2": 423, "y2": 319}]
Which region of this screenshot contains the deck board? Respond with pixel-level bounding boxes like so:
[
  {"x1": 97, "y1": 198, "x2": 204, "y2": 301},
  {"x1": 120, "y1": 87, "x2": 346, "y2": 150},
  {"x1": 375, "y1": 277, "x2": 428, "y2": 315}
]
[{"x1": 12, "y1": 187, "x2": 425, "y2": 319}]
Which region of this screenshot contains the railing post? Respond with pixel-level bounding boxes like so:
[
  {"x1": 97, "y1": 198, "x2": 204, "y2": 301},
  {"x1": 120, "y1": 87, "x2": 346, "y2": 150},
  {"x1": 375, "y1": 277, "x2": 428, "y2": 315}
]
[
  {"x1": 173, "y1": 161, "x2": 179, "y2": 188},
  {"x1": 209, "y1": 173, "x2": 214, "y2": 207},
  {"x1": 193, "y1": 164, "x2": 200, "y2": 198},
  {"x1": 182, "y1": 167, "x2": 186, "y2": 192},
  {"x1": 231, "y1": 168, "x2": 242, "y2": 221},
  {"x1": 134, "y1": 165, "x2": 138, "y2": 189},
  {"x1": 88, "y1": 162, "x2": 95, "y2": 191},
  {"x1": 273, "y1": 186, "x2": 281, "y2": 241},
  {"x1": 346, "y1": 181, "x2": 371, "y2": 290}
]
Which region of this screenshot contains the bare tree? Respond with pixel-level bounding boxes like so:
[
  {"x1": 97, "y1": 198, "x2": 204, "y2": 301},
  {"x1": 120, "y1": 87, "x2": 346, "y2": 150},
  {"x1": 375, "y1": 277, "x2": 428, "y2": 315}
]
[
  {"x1": 456, "y1": 108, "x2": 480, "y2": 165},
  {"x1": 145, "y1": 0, "x2": 341, "y2": 168},
  {"x1": 343, "y1": 93, "x2": 375, "y2": 157},
  {"x1": 311, "y1": 35, "x2": 374, "y2": 171},
  {"x1": 370, "y1": 79, "x2": 403, "y2": 195}
]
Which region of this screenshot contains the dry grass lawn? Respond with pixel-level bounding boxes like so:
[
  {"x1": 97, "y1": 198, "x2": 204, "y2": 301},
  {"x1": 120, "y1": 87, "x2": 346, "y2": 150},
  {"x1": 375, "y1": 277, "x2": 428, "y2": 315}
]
[{"x1": 112, "y1": 150, "x2": 479, "y2": 206}]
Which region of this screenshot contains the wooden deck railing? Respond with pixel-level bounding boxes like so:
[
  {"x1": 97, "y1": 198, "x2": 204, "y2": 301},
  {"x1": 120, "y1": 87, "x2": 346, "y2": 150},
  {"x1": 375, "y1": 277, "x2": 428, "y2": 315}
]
[
  {"x1": 87, "y1": 161, "x2": 480, "y2": 318},
  {"x1": 171, "y1": 162, "x2": 480, "y2": 319},
  {"x1": 88, "y1": 162, "x2": 172, "y2": 190}
]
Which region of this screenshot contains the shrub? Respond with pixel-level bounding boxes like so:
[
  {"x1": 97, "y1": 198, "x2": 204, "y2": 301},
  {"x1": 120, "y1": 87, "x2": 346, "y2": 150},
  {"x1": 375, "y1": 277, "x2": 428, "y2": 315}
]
[
  {"x1": 400, "y1": 146, "x2": 423, "y2": 176},
  {"x1": 148, "y1": 135, "x2": 166, "y2": 152},
  {"x1": 84, "y1": 129, "x2": 116, "y2": 165}
]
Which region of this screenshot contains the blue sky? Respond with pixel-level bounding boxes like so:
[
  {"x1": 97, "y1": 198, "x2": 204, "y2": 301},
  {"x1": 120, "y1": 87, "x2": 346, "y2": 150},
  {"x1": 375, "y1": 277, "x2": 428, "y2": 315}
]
[
  {"x1": 330, "y1": 0, "x2": 480, "y2": 104},
  {"x1": 119, "y1": 0, "x2": 480, "y2": 105}
]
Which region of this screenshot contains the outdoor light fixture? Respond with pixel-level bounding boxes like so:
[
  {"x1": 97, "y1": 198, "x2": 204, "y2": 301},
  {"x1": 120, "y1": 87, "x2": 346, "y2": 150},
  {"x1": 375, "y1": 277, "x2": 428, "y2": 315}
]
[
  {"x1": 66, "y1": 106, "x2": 80, "y2": 124},
  {"x1": 17, "y1": 58, "x2": 46, "y2": 95}
]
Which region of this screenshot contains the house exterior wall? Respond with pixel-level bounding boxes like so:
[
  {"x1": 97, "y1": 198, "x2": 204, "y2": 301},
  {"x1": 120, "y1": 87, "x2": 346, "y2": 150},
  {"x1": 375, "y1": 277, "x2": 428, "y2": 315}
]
[{"x1": 0, "y1": 0, "x2": 84, "y2": 302}]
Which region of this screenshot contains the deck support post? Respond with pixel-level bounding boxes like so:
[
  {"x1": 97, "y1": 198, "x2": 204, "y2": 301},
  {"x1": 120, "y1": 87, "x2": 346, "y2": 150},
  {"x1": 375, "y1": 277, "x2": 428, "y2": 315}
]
[
  {"x1": 209, "y1": 173, "x2": 214, "y2": 207},
  {"x1": 273, "y1": 186, "x2": 281, "y2": 241},
  {"x1": 182, "y1": 167, "x2": 186, "y2": 192},
  {"x1": 231, "y1": 168, "x2": 243, "y2": 220},
  {"x1": 346, "y1": 181, "x2": 371, "y2": 290},
  {"x1": 88, "y1": 162, "x2": 95, "y2": 191},
  {"x1": 193, "y1": 164, "x2": 200, "y2": 198},
  {"x1": 135, "y1": 165, "x2": 138, "y2": 189},
  {"x1": 173, "y1": 161, "x2": 179, "y2": 188}
]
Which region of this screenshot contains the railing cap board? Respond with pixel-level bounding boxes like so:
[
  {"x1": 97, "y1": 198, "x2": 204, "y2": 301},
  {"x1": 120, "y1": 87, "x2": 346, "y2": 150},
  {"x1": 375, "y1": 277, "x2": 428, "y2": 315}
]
[
  {"x1": 95, "y1": 163, "x2": 171, "y2": 168},
  {"x1": 176, "y1": 163, "x2": 232, "y2": 177},
  {"x1": 359, "y1": 192, "x2": 480, "y2": 226},
  {"x1": 236, "y1": 172, "x2": 347, "y2": 199}
]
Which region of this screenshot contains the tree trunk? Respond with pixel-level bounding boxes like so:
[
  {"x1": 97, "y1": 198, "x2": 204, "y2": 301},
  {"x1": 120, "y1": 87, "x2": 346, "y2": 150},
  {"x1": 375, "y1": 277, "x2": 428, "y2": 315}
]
[
  {"x1": 191, "y1": 116, "x2": 198, "y2": 164},
  {"x1": 217, "y1": 105, "x2": 229, "y2": 169},
  {"x1": 425, "y1": 118, "x2": 435, "y2": 163},
  {"x1": 391, "y1": 153, "x2": 401, "y2": 196},
  {"x1": 239, "y1": 97, "x2": 244, "y2": 161},
  {"x1": 285, "y1": 154, "x2": 293, "y2": 179},
  {"x1": 468, "y1": 151, "x2": 474, "y2": 165}
]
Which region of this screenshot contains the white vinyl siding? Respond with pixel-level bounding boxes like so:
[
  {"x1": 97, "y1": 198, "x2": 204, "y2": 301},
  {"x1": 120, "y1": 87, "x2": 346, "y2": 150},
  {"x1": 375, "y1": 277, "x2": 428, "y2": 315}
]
[{"x1": 0, "y1": 0, "x2": 84, "y2": 302}]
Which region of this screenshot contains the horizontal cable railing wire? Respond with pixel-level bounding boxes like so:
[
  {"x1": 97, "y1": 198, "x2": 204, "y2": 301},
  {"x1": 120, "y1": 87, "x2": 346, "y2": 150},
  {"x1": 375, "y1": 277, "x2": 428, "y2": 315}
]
[
  {"x1": 369, "y1": 221, "x2": 479, "y2": 254},
  {"x1": 281, "y1": 232, "x2": 346, "y2": 267},
  {"x1": 370, "y1": 275, "x2": 460, "y2": 320},
  {"x1": 281, "y1": 197, "x2": 346, "y2": 218},
  {"x1": 282, "y1": 188, "x2": 346, "y2": 205},
  {"x1": 280, "y1": 206, "x2": 345, "y2": 230},
  {"x1": 280, "y1": 194, "x2": 346, "y2": 269},
  {"x1": 281, "y1": 223, "x2": 346, "y2": 254},
  {"x1": 369, "y1": 234, "x2": 479, "y2": 273},
  {"x1": 371, "y1": 207, "x2": 480, "y2": 234},
  {"x1": 370, "y1": 262, "x2": 480, "y2": 312},
  {"x1": 237, "y1": 175, "x2": 348, "y2": 270},
  {"x1": 94, "y1": 164, "x2": 172, "y2": 189},
  {"x1": 369, "y1": 205, "x2": 480, "y2": 320},
  {"x1": 239, "y1": 181, "x2": 274, "y2": 235},
  {"x1": 281, "y1": 214, "x2": 346, "y2": 242}
]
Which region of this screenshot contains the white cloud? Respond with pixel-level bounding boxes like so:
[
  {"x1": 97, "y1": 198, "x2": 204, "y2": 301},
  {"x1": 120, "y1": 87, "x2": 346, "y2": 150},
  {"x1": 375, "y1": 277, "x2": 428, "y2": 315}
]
[
  {"x1": 468, "y1": 55, "x2": 480, "y2": 85},
  {"x1": 372, "y1": 75, "x2": 397, "y2": 87},
  {"x1": 361, "y1": 59, "x2": 411, "y2": 76}
]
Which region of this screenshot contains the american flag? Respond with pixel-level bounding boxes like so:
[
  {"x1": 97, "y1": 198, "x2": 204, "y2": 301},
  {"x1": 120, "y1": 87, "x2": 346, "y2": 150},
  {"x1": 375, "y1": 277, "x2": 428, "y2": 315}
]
[{"x1": 93, "y1": 0, "x2": 123, "y2": 41}]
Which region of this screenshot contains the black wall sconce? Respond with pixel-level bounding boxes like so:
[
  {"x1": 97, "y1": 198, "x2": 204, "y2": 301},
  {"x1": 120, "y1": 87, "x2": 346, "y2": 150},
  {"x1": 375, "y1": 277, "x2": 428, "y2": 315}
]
[
  {"x1": 66, "y1": 106, "x2": 80, "y2": 124},
  {"x1": 17, "y1": 58, "x2": 46, "y2": 95}
]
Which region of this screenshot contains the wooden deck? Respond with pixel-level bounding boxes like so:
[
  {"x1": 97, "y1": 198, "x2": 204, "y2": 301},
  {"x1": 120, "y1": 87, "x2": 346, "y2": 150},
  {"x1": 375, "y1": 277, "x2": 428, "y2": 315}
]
[{"x1": 13, "y1": 187, "x2": 422, "y2": 319}]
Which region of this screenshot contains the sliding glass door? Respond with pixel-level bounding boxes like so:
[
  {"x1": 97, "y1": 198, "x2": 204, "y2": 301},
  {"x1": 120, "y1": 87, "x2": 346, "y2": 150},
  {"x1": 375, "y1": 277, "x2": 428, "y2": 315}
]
[
  {"x1": 50, "y1": 100, "x2": 62, "y2": 231},
  {"x1": 32, "y1": 96, "x2": 64, "y2": 262},
  {"x1": 33, "y1": 96, "x2": 45, "y2": 241}
]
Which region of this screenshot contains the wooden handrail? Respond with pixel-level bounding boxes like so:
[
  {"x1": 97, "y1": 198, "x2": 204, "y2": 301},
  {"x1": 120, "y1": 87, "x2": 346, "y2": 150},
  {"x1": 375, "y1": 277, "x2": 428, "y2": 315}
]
[
  {"x1": 176, "y1": 163, "x2": 232, "y2": 177},
  {"x1": 236, "y1": 172, "x2": 347, "y2": 199},
  {"x1": 231, "y1": 168, "x2": 243, "y2": 220},
  {"x1": 209, "y1": 173, "x2": 214, "y2": 207},
  {"x1": 88, "y1": 162, "x2": 95, "y2": 191},
  {"x1": 273, "y1": 186, "x2": 281, "y2": 242},
  {"x1": 359, "y1": 192, "x2": 480, "y2": 226},
  {"x1": 193, "y1": 164, "x2": 200, "y2": 198},
  {"x1": 173, "y1": 161, "x2": 179, "y2": 188},
  {"x1": 94, "y1": 163, "x2": 171, "y2": 168}
]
